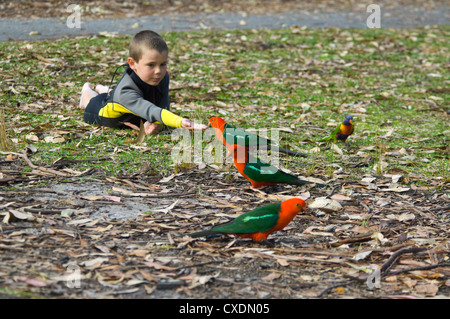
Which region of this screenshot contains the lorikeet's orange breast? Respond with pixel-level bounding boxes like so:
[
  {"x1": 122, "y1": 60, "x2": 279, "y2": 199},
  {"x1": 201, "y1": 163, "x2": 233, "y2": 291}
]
[{"x1": 340, "y1": 123, "x2": 354, "y2": 136}]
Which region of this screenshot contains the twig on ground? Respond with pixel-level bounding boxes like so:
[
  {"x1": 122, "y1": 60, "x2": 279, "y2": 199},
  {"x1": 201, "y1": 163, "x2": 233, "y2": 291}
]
[
  {"x1": 330, "y1": 233, "x2": 374, "y2": 247},
  {"x1": 344, "y1": 246, "x2": 434, "y2": 285},
  {"x1": 380, "y1": 246, "x2": 427, "y2": 274},
  {"x1": 387, "y1": 262, "x2": 450, "y2": 276},
  {"x1": 21, "y1": 148, "x2": 69, "y2": 177},
  {"x1": 325, "y1": 185, "x2": 340, "y2": 198}
]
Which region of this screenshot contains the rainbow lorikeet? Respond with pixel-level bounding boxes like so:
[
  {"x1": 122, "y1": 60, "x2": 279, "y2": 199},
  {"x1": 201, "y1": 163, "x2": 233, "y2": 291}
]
[
  {"x1": 231, "y1": 144, "x2": 323, "y2": 189},
  {"x1": 209, "y1": 116, "x2": 307, "y2": 157},
  {"x1": 190, "y1": 198, "x2": 306, "y2": 244},
  {"x1": 320, "y1": 115, "x2": 354, "y2": 143}
]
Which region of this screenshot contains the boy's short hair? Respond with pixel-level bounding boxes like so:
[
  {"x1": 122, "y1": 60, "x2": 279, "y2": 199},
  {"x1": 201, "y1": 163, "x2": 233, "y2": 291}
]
[{"x1": 129, "y1": 30, "x2": 168, "y2": 62}]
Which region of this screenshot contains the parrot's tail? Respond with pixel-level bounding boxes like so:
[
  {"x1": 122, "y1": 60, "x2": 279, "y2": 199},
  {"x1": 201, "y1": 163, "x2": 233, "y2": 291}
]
[
  {"x1": 288, "y1": 179, "x2": 326, "y2": 188},
  {"x1": 274, "y1": 146, "x2": 308, "y2": 158},
  {"x1": 189, "y1": 229, "x2": 220, "y2": 238},
  {"x1": 319, "y1": 136, "x2": 332, "y2": 142}
]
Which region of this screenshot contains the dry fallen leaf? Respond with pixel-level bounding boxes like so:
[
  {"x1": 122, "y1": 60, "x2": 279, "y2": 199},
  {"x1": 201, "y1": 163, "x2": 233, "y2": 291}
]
[
  {"x1": 352, "y1": 250, "x2": 372, "y2": 261},
  {"x1": 25, "y1": 134, "x2": 39, "y2": 142},
  {"x1": 391, "y1": 174, "x2": 403, "y2": 183},
  {"x1": 128, "y1": 249, "x2": 148, "y2": 257},
  {"x1": 17, "y1": 276, "x2": 47, "y2": 287},
  {"x1": 415, "y1": 283, "x2": 439, "y2": 296},
  {"x1": 381, "y1": 186, "x2": 411, "y2": 193},
  {"x1": 159, "y1": 173, "x2": 183, "y2": 183},
  {"x1": 189, "y1": 274, "x2": 217, "y2": 289},
  {"x1": 402, "y1": 278, "x2": 417, "y2": 288},
  {"x1": 2, "y1": 210, "x2": 35, "y2": 224},
  {"x1": 330, "y1": 194, "x2": 352, "y2": 201},
  {"x1": 103, "y1": 195, "x2": 121, "y2": 202},
  {"x1": 153, "y1": 200, "x2": 179, "y2": 214},
  {"x1": 275, "y1": 258, "x2": 290, "y2": 267},
  {"x1": 144, "y1": 261, "x2": 177, "y2": 271},
  {"x1": 44, "y1": 136, "x2": 65, "y2": 143},
  {"x1": 80, "y1": 195, "x2": 104, "y2": 201},
  {"x1": 309, "y1": 146, "x2": 321, "y2": 153},
  {"x1": 262, "y1": 272, "x2": 281, "y2": 282},
  {"x1": 361, "y1": 176, "x2": 376, "y2": 185},
  {"x1": 331, "y1": 143, "x2": 343, "y2": 155},
  {"x1": 303, "y1": 226, "x2": 335, "y2": 237},
  {"x1": 387, "y1": 213, "x2": 415, "y2": 222},
  {"x1": 80, "y1": 257, "x2": 108, "y2": 269},
  {"x1": 308, "y1": 197, "x2": 343, "y2": 212}
]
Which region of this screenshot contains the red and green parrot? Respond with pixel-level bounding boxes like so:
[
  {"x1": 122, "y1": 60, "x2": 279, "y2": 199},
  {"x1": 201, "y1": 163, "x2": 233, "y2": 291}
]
[
  {"x1": 231, "y1": 144, "x2": 323, "y2": 189},
  {"x1": 319, "y1": 115, "x2": 354, "y2": 143},
  {"x1": 190, "y1": 198, "x2": 306, "y2": 244},
  {"x1": 209, "y1": 116, "x2": 307, "y2": 157}
]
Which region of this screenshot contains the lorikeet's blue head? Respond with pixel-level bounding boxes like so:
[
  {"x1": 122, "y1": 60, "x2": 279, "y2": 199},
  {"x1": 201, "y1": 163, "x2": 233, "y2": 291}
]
[{"x1": 344, "y1": 115, "x2": 353, "y2": 125}]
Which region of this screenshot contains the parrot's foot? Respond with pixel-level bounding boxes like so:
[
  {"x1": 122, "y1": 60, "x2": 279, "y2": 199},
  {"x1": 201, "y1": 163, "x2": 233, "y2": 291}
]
[{"x1": 259, "y1": 239, "x2": 275, "y2": 248}]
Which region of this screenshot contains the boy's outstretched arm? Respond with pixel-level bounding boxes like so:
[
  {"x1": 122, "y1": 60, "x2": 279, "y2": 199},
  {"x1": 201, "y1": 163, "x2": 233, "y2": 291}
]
[
  {"x1": 160, "y1": 109, "x2": 207, "y2": 130},
  {"x1": 124, "y1": 117, "x2": 207, "y2": 135},
  {"x1": 181, "y1": 118, "x2": 208, "y2": 130}
]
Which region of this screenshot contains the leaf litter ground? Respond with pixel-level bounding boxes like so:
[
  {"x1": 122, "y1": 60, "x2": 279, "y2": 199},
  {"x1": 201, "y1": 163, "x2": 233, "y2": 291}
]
[
  {"x1": 0, "y1": 15, "x2": 449, "y2": 299},
  {"x1": 1, "y1": 151, "x2": 449, "y2": 298}
]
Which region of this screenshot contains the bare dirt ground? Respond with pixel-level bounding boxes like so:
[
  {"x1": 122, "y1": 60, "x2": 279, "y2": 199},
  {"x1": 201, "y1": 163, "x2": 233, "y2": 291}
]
[{"x1": 0, "y1": 0, "x2": 449, "y2": 300}]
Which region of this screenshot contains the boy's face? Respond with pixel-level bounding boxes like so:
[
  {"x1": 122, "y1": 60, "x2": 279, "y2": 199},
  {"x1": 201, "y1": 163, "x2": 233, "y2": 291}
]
[{"x1": 128, "y1": 48, "x2": 168, "y2": 86}]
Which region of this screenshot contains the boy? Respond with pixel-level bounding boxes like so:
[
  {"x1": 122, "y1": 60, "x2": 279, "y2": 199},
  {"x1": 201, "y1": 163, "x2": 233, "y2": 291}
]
[{"x1": 80, "y1": 30, "x2": 207, "y2": 134}]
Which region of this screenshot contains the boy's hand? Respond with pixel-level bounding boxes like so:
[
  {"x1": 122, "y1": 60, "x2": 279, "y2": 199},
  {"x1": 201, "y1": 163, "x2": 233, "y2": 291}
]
[
  {"x1": 143, "y1": 121, "x2": 161, "y2": 135},
  {"x1": 181, "y1": 118, "x2": 208, "y2": 130},
  {"x1": 124, "y1": 121, "x2": 161, "y2": 135}
]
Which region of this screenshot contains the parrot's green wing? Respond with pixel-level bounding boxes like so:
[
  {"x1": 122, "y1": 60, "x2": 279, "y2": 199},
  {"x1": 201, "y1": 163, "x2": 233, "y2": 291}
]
[
  {"x1": 223, "y1": 123, "x2": 271, "y2": 148},
  {"x1": 223, "y1": 123, "x2": 307, "y2": 157},
  {"x1": 212, "y1": 203, "x2": 281, "y2": 234},
  {"x1": 243, "y1": 154, "x2": 300, "y2": 184},
  {"x1": 319, "y1": 123, "x2": 341, "y2": 142}
]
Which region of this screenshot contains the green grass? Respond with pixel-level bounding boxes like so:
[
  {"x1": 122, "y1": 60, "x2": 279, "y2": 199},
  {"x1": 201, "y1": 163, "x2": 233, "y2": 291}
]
[
  {"x1": 0, "y1": 287, "x2": 37, "y2": 298},
  {"x1": 0, "y1": 26, "x2": 448, "y2": 183}
]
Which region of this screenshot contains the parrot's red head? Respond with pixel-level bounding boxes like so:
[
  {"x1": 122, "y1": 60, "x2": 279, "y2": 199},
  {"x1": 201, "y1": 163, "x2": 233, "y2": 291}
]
[
  {"x1": 281, "y1": 198, "x2": 307, "y2": 215},
  {"x1": 273, "y1": 198, "x2": 307, "y2": 230},
  {"x1": 209, "y1": 117, "x2": 226, "y2": 130}
]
